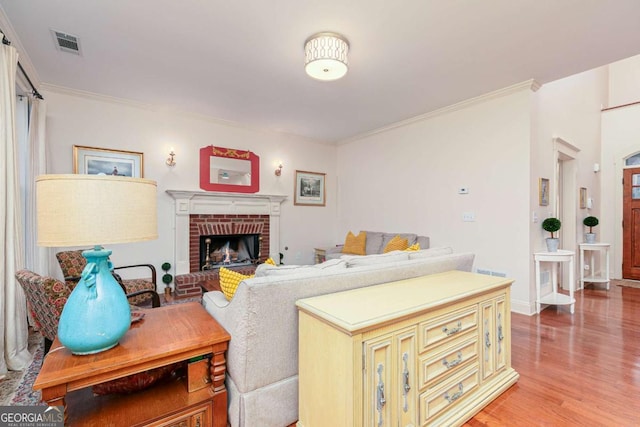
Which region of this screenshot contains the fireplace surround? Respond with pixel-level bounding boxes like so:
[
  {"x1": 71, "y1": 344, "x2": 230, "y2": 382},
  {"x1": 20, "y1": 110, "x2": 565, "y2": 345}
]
[{"x1": 166, "y1": 190, "x2": 286, "y2": 296}]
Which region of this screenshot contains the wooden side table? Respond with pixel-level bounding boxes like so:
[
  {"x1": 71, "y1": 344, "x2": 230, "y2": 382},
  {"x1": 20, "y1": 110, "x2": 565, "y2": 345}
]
[
  {"x1": 579, "y1": 243, "x2": 610, "y2": 290},
  {"x1": 314, "y1": 248, "x2": 326, "y2": 264},
  {"x1": 534, "y1": 250, "x2": 575, "y2": 314},
  {"x1": 33, "y1": 302, "x2": 230, "y2": 427}
]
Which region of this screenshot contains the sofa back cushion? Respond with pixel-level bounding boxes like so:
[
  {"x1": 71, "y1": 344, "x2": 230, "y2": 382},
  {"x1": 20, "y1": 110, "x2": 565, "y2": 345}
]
[
  {"x1": 417, "y1": 236, "x2": 430, "y2": 249},
  {"x1": 408, "y1": 246, "x2": 454, "y2": 260},
  {"x1": 363, "y1": 231, "x2": 385, "y2": 254},
  {"x1": 255, "y1": 259, "x2": 347, "y2": 277},
  {"x1": 342, "y1": 251, "x2": 410, "y2": 267}
]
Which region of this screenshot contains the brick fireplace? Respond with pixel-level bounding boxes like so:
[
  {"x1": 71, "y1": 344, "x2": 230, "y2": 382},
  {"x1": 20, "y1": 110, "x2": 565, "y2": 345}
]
[{"x1": 166, "y1": 190, "x2": 286, "y2": 296}]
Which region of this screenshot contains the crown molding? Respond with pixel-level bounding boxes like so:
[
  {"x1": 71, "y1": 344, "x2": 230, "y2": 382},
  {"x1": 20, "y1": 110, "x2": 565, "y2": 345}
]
[
  {"x1": 338, "y1": 79, "x2": 541, "y2": 145},
  {"x1": 41, "y1": 83, "x2": 331, "y2": 146}
]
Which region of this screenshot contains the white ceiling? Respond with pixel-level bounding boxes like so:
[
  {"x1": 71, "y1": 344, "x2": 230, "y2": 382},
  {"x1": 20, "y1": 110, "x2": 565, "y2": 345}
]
[{"x1": 2, "y1": 0, "x2": 640, "y2": 143}]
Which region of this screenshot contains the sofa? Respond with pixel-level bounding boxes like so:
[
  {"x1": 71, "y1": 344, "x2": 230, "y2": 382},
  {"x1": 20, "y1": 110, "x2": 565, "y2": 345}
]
[
  {"x1": 324, "y1": 230, "x2": 430, "y2": 260},
  {"x1": 202, "y1": 247, "x2": 474, "y2": 427}
]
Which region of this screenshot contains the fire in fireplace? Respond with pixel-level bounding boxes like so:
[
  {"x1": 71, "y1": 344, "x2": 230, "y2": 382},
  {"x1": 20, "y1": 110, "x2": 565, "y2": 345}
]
[{"x1": 199, "y1": 234, "x2": 260, "y2": 270}]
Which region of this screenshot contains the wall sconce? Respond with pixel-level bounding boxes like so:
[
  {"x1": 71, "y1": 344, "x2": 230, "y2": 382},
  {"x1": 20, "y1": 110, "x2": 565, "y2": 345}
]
[
  {"x1": 275, "y1": 162, "x2": 283, "y2": 176},
  {"x1": 166, "y1": 150, "x2": 176, "y2": 167}
]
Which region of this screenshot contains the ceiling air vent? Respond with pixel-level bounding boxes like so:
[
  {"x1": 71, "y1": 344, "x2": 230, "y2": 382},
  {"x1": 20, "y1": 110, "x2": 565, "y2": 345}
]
[{"x1": 51, "y1": 30, "x2": 81, "y2": 55}]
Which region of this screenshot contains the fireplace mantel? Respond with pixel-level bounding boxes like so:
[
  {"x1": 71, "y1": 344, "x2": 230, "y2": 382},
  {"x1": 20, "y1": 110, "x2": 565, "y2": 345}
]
[{"x1": 166, "y1": 190, "x2": 286, "y2": 275}]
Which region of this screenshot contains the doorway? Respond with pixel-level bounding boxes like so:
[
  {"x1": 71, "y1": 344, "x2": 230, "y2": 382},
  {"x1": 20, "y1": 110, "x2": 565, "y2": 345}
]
[
  {"x1": 554, "y1": 138, "x2": 579, "y2": 290},
  {"x1": 622, "y1": 167, "x2": 640, "y2": 279}
]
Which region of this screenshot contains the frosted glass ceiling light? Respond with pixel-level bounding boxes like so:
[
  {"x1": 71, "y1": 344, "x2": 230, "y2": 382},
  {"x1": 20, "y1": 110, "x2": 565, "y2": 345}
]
[{"x1": 304, "y1": 32, "x2": 349, "y2": 81}]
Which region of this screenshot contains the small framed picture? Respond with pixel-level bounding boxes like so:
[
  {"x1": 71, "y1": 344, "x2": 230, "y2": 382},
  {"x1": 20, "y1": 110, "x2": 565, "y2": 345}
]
[
  {"x1": 580, "y1": 187, "x2": 587, "y2": 209},
  {"x1": 73, "y1": 145, "x2": 144, "y2": 178},
  {"x1": 294, "y1": 170, "x2": 326, "y2": 206},
  {"x1": 539, "y1": 178, "x2": 549, "y2": 206}
]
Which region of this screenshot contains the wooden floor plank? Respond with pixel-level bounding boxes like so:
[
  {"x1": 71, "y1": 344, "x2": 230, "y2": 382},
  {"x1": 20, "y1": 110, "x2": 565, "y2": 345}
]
[{"x1": 464, "y1": 282, "x2": 640, "y2": 426}]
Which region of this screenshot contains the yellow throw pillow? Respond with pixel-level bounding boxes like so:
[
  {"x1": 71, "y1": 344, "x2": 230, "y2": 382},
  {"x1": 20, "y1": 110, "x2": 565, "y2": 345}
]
[
  {"x1": 219, "y1": 267, "x2": 254, "y2": 301},
  {"x1": 342, "y1": 231, "x2": 367, "y2": 255},
  {"x1": 383, "y1": 235, "x2": 409, "y2": 253},
  {"x1": 405, "y1": 243, "x2": 421, "y2": 251},
  {"x1": 265, "y1": 257, "x2": 276, "y2": 265}
]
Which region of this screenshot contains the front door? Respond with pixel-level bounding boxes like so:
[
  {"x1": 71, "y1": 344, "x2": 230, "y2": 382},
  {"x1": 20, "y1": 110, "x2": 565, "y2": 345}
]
[{"x1": 622, "y1": 167, "x2": 640, "y2": 279}]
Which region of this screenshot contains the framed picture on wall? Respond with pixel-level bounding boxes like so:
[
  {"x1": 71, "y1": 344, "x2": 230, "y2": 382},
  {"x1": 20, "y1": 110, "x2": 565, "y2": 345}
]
[
  {"x1": 539, "y1": 178, "x2": 549, "y2": 206},
  {"x1": 294, "y1": 170, "x2": 326, "y2": 206},
  {"x1": 73, "y1": 145, "x2": 144, "y2": 177},
  {"x1": 580, "y1": 187, "x2": 587, "y2": 209}
]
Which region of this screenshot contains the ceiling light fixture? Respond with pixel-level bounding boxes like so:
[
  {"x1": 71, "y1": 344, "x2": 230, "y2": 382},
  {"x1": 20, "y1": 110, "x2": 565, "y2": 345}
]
[{"x1": 304, "y1": 32, "x2": 349, "y2": 81}]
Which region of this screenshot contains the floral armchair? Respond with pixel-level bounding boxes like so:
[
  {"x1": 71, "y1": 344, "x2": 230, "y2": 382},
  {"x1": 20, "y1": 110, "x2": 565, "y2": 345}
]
[
  {"x1": 56, "y1": 249, "x2": 157, "y2": 306},
  {"x1": 16, "y1": 269, "x2": 177, "y2": 395},
  {"x1": 16, "y1": 269, "x2": 160, "y2": 354}
]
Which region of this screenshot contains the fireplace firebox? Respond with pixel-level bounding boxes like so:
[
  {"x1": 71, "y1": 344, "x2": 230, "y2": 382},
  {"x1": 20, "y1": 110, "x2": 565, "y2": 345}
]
[{"x1": 199, "y1": 234, "x2": 260, "y2": 270}]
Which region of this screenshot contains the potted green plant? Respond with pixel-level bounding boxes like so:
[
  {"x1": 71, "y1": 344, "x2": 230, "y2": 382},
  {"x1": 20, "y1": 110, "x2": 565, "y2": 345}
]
[
  {"x1": 542, "y1": 217, "x2": 561, "y2": 252},
  {"x1": 583, "y1": 216, "x2": 599, "y2": 243},
  {"x1": 161, "y1": 262, "x2": 173, "y2": 296}
]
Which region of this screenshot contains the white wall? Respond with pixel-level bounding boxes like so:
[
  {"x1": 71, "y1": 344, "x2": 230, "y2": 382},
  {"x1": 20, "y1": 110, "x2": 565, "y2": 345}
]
[
  {"x1": 531, "y1": 67, "x2": 608, "y2": 289},
  {"x1": 609, "y1": 54, "x2": 640, "y2": 108},
  {"x1": 42, "y1": 88, "x2": 339, "y2": 283},
  {"x1": 337, "y1": 87, "x2": 533, "y2": 311}
]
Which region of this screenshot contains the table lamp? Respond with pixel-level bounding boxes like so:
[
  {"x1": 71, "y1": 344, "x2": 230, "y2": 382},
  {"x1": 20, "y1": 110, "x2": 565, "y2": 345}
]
[{"x1": 36, "y1": 174, "x2": 158, "y2": 355}]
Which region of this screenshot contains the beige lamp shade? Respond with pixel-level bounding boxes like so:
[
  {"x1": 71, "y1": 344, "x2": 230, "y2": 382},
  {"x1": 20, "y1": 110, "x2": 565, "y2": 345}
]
[{"x1": 36, "y1": 174, "x2": 158, "y2": 247}]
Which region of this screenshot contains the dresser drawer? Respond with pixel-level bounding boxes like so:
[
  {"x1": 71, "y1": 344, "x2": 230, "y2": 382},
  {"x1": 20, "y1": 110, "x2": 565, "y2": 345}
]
[
  {"x1": 419, "y1": 364, "x2": 479, "y2": 425},
  {"x1": 419, "y1": 305, "x2": 478, "y2": 351},
  {"x1": 419, "y1": 333, "x2": 478, "y2": 389}
]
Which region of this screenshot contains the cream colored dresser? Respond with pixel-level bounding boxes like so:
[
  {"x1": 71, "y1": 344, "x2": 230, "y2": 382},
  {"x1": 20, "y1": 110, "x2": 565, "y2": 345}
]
[{"x1": 296, "y1": 270, "x2": 519, "y2": 427}]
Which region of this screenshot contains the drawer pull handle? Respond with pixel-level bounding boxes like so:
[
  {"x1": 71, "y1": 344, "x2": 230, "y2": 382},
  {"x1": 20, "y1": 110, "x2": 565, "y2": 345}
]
[
  {"x1": 442, "y1": 351, "x2": 463, "y2": 369},
  {"x1": 497, "y1": 312, "x2": 504, "y2": 354},
  {"x1": 376, "y1": 363, "x2": 386, "y2": 427},
  {"x1": 442, "y1": 320, "x2": 462, "y2": 336},
  {"x1": 402, "y1": 352, "x2": 410, "y2": 412},
  {"x1": 443, "y1": 383, "x2": 464, "y2": 404},
  {"x1": 484, "y1": 319, "x2": 491, "y2": 349}
]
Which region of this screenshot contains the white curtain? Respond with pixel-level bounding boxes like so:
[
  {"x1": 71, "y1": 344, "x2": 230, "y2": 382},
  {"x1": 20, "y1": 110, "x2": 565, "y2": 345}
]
[
  {"x1": 25, "y1": 98, "x2": 48, "y2": 275},
  {"x1": 0, "y1": 33, "x2": 31, "y2": 377}
]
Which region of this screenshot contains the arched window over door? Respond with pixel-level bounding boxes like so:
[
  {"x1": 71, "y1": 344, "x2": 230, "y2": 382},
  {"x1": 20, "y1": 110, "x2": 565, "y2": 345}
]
[{"x1": 625, "y1": 152, "x2": 640, "y2": 167}]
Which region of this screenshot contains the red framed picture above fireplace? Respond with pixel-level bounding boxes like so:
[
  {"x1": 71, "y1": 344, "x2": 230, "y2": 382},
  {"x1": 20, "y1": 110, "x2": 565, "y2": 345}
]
[{"x1": 199, "y1": 145, "x2": 260, "y2": 193}]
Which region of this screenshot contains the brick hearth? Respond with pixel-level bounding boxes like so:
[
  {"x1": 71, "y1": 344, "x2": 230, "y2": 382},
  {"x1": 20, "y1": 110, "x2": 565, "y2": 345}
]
[{"x1": 174, "y1": 265, "x2": 258, "y2": 298}]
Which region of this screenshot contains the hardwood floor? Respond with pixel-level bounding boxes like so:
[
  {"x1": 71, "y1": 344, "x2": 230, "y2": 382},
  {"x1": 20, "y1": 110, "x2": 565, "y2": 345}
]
[{"x1": 465, "y1": 282, "x2": 640, "y2": 426}]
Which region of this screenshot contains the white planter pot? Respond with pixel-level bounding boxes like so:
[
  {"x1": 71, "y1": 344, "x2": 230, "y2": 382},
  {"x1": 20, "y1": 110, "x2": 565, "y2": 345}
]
[
  {"x1": 585, "y1": 233, "x2": 596, "y2": 244},
  {"x1": 546, "y1": 238, "x2": 559, "y2": 252}
]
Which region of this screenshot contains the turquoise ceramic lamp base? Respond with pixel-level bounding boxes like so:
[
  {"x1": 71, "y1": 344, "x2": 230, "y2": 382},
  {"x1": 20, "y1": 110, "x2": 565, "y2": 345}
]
[{"x1": 57, "y1": 246, "x2": 131, "y2": 355}]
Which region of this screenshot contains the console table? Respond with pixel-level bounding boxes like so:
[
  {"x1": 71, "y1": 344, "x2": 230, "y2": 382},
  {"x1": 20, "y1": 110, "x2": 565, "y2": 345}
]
[
  {"x1": 297, "y1": 270, "x2": 519, "y2": 427},
  {"x1": 33, "y1": 302, "x2": 230, "y2": 427},
  {"x1": 579, "y1": 243, "x2": 610, "y2": 290},
  {"x1": 534, "y1": 250, "x2": 575, "y2": 314}
]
